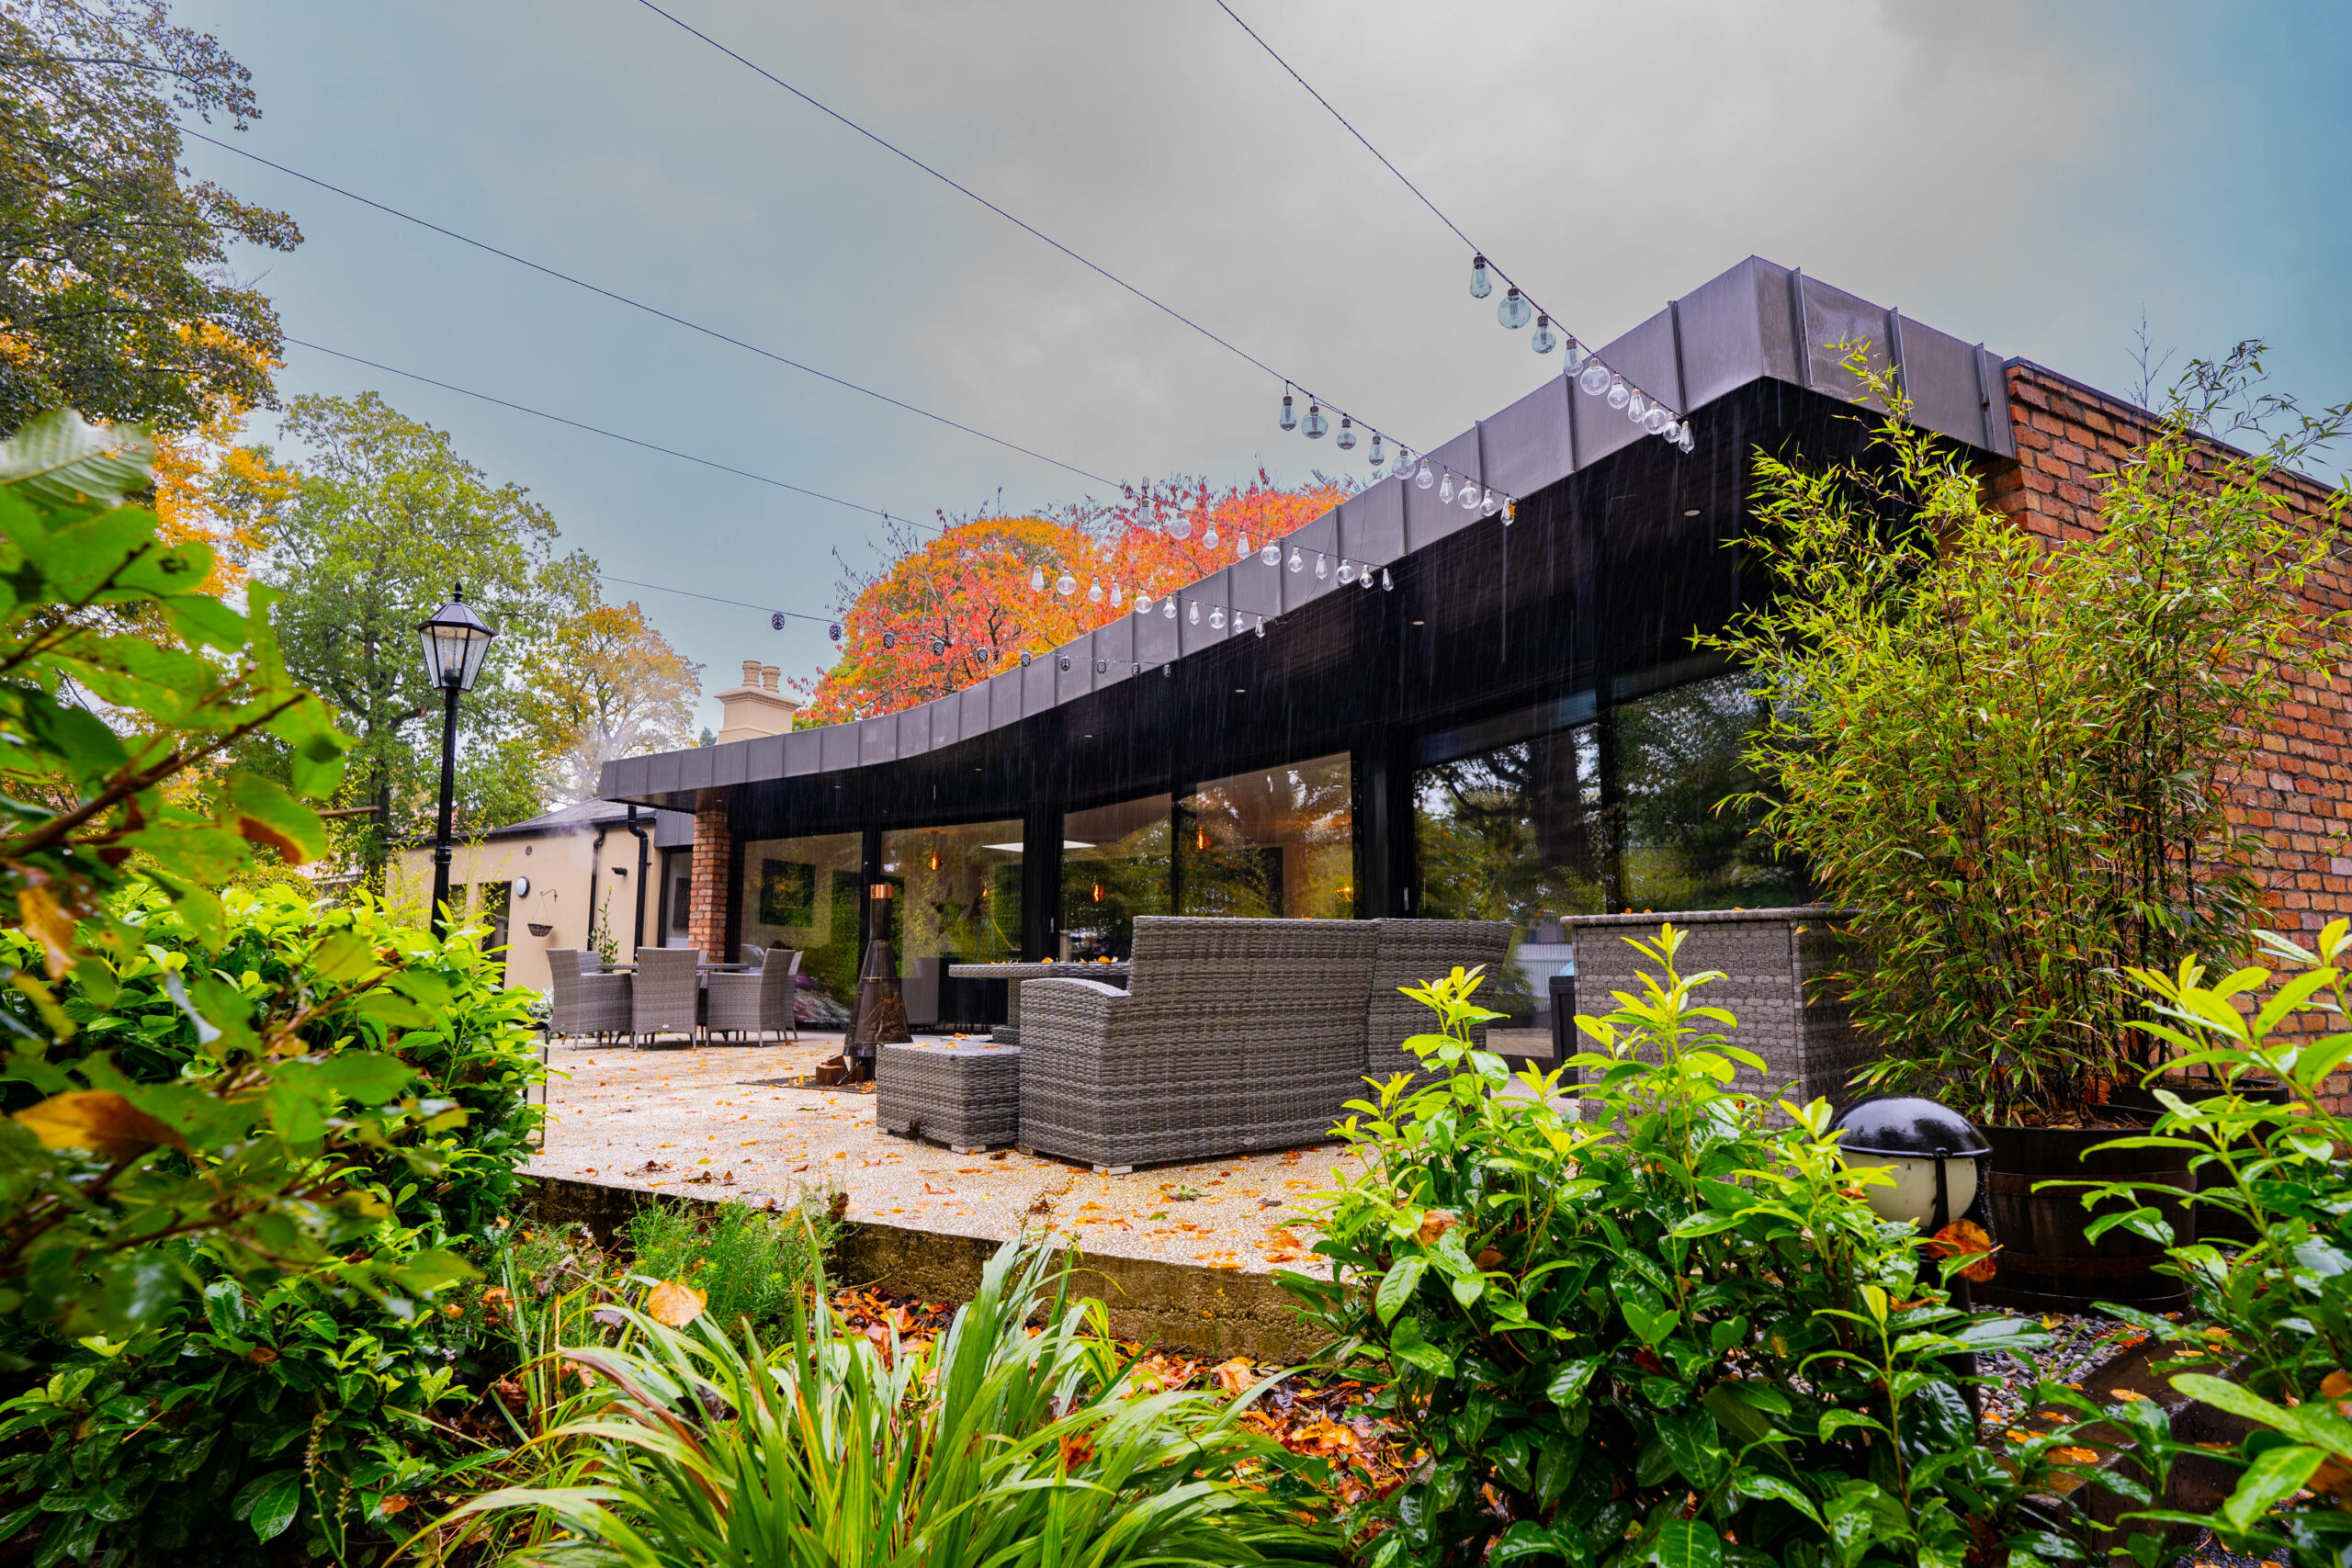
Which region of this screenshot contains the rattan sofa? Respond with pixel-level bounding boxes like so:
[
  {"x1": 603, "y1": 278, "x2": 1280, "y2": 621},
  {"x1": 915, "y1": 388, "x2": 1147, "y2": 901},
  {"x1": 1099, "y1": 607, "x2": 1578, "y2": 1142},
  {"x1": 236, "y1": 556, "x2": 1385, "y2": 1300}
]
[
  {"x1": 1016, "y1": 915, "x2": 1380, "y2": 1172},
  {"x1": 1364, "y1": 919, "x2": 1517, "y2": 1087}
]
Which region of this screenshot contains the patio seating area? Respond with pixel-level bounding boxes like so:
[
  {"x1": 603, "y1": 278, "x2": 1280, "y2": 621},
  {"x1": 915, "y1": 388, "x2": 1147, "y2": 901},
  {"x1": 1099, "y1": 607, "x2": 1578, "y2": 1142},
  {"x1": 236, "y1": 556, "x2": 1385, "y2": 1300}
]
[{"x1": 545, "y1": 944, "x2": 807, "y2": 1048}]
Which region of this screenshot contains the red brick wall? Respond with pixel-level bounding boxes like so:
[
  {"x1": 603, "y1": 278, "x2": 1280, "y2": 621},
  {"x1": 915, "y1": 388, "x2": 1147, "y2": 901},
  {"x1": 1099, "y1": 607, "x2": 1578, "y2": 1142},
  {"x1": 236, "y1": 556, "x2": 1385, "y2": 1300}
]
[
  {"x1": 687, "y1": 789, "x2": 733, "y2": 964},
  {"x1": 1990, "y1": 363, "x2": 2352, "y2": 1106}
]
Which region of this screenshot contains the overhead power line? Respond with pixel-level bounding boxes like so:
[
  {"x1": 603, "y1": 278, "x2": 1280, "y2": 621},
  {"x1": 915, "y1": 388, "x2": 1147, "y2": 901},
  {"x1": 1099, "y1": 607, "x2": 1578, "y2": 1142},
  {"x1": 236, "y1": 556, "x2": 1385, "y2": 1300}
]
[
  {"x1": 629, "y1": 0, "x2": 1434, "y2": 469},
  {"x1": 179, "y1": 126, "x2": 1121, "y2": 488},
  {"x1": 282, "y1": 336, "x2": 937, "y2": 536},
  {"x1": 1209, "y1": 0, "x2": 1697, "y2": 450}
]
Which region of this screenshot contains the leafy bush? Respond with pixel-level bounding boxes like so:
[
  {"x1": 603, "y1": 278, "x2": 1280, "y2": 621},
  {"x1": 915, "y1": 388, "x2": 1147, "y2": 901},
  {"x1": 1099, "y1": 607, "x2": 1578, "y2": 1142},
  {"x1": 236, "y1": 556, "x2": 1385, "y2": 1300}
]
[
  {"x1": 433, "y1": 1235, "x2": 1338, "y2": 1566},
  {"x1": 1285, "y1": 933, "x2": 2090, "y2": 1567},
  {"x1": 0, "y1": 885, "x2": 546, "y2": 1562},
  {"x1": 2059, "y1": 920, "x2": 2352, "y2": 1565},
  {"x1": 1702, "y1": 347, "x2": 2350, "y2": 1125},
  {"x1": 624, "y1": 1193, "x2": 842, "y2": 1337},
  {"x1": 0, "y1": 410, "x2": 385, "y2": 1332}
]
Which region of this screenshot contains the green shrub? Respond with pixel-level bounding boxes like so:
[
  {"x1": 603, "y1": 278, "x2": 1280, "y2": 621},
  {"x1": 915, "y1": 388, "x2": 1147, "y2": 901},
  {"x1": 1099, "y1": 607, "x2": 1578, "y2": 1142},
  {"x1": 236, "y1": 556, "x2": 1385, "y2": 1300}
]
[
  {"x1": 1702, "y1": 346, "x2": 2349, "y2": 1125},
  {"x1": 1285, "y1": 932, "x2": 2103, "y2": 1567},
  {"x1": 624, "y1": 1191, "x2": 843, "y2": 1336},
  {"x1": 0, "y1": 884, "x2": 546, "y2": 1563},
  {"x1": 2057, "y1": 920, "x2": 2352, "y2": 1566},
  {"x1": 432, "y1": 1235, "x2": 1338, "y2": 1566}
]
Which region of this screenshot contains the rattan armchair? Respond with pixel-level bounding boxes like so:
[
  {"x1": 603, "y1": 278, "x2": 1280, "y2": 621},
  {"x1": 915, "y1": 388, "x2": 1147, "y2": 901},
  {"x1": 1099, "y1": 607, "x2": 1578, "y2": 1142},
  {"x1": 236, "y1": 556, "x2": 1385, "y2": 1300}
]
[
  {"x1": 707, "y1": 948, "x2": 801, "y2": 1043},
  {"x1": 629, "y1": 947, "x2": 702, "y2": 1048},
  {"x1": 1017, "y1": 915, "x2": 1380, "y2": 1172},
  {"x1": 1364, "y1": 919, "x2": 1516, "y2": 1087},
  {"x1": 546, "y1": 949, "x2": 629, "y2": 1043}
]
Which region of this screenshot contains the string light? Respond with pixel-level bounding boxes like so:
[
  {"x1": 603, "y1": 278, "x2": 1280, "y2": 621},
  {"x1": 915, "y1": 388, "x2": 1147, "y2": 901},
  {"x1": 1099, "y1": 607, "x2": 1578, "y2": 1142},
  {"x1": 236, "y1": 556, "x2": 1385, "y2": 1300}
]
[
  {"x1": 1208, "y1": 4, "x2": 1695, "y2": 455},
  {"x1": 1188, "y1": 601, "x2": 1201, "y2": 625},
  {"x1": 1368, "y1": 433, "x2": 1385, "y2": 468},
  {"x1": 1236, "y1": 534, "x2": 1251, "y2": 560},
  {"x1": 1086, "y1": 578, "x2": 1102, "y2": 604},
  {"x1": 1055, "y1": 570, "x2": 1078, "y2": 596},
  {"x1": 1415, "y1": 462, "x2": 1433, "y2": 490},
  {"x1": 1134, "y1": 594, "x2": 1151, "y2": 616},
  {"x1": 1337, "y1": 559, "x2": 1357, "y2": 585},
  {"x1": 1204, "y1": 522, "x2": 1219, "y2": 547},
  {"x1": 1439, "y1": 473, "x2": 1456, "y2": 504},
  {"x1": 1279, "y1": 388, "x2": 1296, "y2": 432},
  {"x1": 1210, "y1": 606, "x2": 1227, "y2": 629},
  {"x1": 1531, "y1": 315, "x2": 1557, "y2": 355},
  {"x1": 1261, "y1": 542, "x2": 1281, "y2": 566},
  {"x1": 1337, "y1": 416, "x2": 1356, "y2": 451},
  {"x1": 1288, "y1": 547, "x2": 1304, "y2": 573},
  {"x1": 1302, "y1": 402, "x2": 1329, "y2": 440},
  {"x1": 1316, "y1": 552, "x2": 1329, "y2": 581},
  {"x1": 1030, "y1": 566, "x2": 1046, "y2": 592},
  {"x1": 1162, "y1": 597, "x2": 1177, "y2": 619}
]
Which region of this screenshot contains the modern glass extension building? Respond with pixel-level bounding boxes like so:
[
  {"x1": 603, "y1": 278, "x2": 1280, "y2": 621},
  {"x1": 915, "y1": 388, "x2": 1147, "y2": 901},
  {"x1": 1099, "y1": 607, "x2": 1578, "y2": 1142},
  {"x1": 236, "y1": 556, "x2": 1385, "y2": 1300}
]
[{"x1": 600, "y1": 257, "x2": 2020, "y2": 1046}]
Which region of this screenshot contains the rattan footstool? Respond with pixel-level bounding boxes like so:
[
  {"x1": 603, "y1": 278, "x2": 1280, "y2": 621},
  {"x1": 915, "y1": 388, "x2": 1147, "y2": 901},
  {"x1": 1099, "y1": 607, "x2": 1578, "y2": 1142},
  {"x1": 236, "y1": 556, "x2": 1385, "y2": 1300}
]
[{"x1": 876, "y1": 1039, "x2": 1021, "y2": 1153}]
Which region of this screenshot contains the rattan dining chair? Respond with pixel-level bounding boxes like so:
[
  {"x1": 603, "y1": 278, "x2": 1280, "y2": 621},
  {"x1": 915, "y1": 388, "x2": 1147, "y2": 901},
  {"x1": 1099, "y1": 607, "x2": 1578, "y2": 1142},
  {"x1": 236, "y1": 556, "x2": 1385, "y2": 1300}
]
[
  {"x1": 628, "y1": 947, "x2": 702, "y2": 1048},
  {"x1": 546, "y1": 949, "x2": 629, "y2": 1043},
  {"x1": 707, "y1": 948, "x2": 801, "y2": 1043}
]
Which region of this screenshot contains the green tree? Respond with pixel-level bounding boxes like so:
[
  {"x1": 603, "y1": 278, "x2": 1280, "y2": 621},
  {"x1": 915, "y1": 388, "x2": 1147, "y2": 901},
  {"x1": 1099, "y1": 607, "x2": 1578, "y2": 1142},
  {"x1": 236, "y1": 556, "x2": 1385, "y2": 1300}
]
[
  {"x1": 222, "y1": 392, "x2": 595, "y2": 887},
  {"x1": 518, "y1": 597, "x2": 701, "y2": 803},
  {"x1": 0, "y1": 0, "x2": 297, "y2": 438}
]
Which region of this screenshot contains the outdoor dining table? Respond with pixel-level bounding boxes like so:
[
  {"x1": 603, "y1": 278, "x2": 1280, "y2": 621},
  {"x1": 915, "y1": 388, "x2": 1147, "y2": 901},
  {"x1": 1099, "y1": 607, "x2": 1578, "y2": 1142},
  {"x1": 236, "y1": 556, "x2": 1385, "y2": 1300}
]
[
  {"x1": 945, "y1": 960, "x2": 1131, "y2": 1043},
  {"x1": 594, "y1": 961, "x2": 755, "y2": 1026}
]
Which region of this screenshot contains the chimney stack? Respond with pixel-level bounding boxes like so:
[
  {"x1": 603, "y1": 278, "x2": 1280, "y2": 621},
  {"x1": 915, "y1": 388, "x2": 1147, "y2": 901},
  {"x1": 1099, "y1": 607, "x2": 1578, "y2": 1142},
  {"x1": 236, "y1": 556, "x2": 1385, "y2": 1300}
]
[{"x1": 714, "y1": 654, "x2": 801, "y2": 743}]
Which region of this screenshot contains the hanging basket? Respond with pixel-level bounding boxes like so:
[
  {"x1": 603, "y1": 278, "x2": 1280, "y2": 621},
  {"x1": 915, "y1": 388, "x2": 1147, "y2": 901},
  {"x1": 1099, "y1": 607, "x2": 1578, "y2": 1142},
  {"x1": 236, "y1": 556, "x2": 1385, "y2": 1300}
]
[{"x1": 526, "y1": 922, "x2": 553, "y2": 938}]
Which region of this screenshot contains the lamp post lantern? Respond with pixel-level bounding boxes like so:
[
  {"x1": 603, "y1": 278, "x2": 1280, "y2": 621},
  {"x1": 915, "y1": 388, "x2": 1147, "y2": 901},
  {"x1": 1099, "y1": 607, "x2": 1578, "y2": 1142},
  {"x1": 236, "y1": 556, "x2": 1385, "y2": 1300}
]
[{"x1": 418, "y1": 586, "x2": 497, "y2": 938}]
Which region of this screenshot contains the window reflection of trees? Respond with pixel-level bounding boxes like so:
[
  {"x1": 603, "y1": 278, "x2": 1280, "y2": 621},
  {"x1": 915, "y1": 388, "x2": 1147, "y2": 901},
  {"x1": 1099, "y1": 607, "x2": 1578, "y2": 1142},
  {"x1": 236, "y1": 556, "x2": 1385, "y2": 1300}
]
[
  {"x1": 1062, "y1": 795, "x2": 1172, "y2": 960},
  {"x1": 1178, "y1": 754, "x2": 1354, "y2": 920},
  {"x1": 1614, "y1": 675, "x2": 1801, "y2": 913}
]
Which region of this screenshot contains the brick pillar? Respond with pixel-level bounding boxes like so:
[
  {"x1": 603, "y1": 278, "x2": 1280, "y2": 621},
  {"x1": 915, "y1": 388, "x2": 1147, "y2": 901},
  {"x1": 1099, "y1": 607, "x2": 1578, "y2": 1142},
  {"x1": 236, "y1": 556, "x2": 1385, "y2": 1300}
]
[{"x1": 687, "y1": 789, "x2": 733, "y2": 963}]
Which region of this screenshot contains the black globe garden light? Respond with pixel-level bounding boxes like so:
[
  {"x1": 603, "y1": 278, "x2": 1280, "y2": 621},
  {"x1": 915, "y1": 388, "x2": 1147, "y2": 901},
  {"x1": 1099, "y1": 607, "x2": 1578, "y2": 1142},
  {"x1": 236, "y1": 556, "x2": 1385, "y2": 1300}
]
[
  {"x1": 1830, "y1": 1095, "x2": 1997, "y2": 1425},
  {"x1": 418, "y1": 586, "x2": 498, "y2": 938}
]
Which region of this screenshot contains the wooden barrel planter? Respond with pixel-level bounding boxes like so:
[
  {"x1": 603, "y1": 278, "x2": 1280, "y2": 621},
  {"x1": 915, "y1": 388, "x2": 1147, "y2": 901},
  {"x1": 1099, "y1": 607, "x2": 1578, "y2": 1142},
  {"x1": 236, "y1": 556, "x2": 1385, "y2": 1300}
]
[
  {"x1": 2109, "y1": 1079, "x2": 2291, "y2": 1247},
  {"x1": 1974, "y1": 1123, "x2": 2195, "y2": 1314}
]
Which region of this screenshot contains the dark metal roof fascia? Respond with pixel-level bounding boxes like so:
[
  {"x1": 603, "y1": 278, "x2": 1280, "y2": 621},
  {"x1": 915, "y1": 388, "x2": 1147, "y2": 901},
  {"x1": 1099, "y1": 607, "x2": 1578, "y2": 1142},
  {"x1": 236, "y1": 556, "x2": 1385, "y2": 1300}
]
[{"x1": 601, "y1": 254, "x2": 2017, "y2": 808}]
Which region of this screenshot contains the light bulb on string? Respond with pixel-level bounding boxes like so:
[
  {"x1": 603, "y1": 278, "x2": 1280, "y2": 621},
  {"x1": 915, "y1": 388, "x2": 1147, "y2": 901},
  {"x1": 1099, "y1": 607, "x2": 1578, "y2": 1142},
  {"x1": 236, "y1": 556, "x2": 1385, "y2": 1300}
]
[
  {"x1": 1253, "y1": 615, "x2": 1266, "y2": 637},
  {"x1": 1210, "y1": 605, "x2": 1226, "y2": 629},
  {"x1": 1316, "y1": 552, "x2": 1329, "y2": 581},
  {"x1": 1469, "y1": 254, "x2": 1492, "y2": 299},
  {"x1": 828, "y1": 622, "x2": 842, "y2": 642},
  {"x1": 1288, "y1": 546, "x2": 1304, "y2": 572},
  {"x1": 1368, "y1": 433, "x2": 1385, "y2": 468},
  {"x1": 1086, "y1": 578, "x2": 1102, "y2": 604},
  {"x1": 1498, "y1": 288, "x2": 1532, "y2": 330},
  {"x1": 1482, "y1": 489, "x2": 1500, "y2": 516},
  {"x1": 1360, "y1": 563, "x2": 1376, "y2": 590},
  {"x1": 1415, "y1": 462, "x2": 1433, "y2": 490},
  {"x1": 1679, "y1": 426, "x2": 1696, "y2": 454},
  {"x1": 1629, "y1": 392, "x2": 1651, "y2": 423},
  {"x1": 1338, "y1": 559, "x2": 1357, "y2": 585},
  {"x1": 1279, "y1": 389, "x2": 1296, "y2": 432},
  {"x1": 1659, "y1": 420, "x2": 1681, "y2": 443},
  {"x1": 1531, "y1": 315, "x2": 1557, "y2": 354},
  {"x1": 1162, "y1": 597, "x2": 1177, "y2": 619},
  {"x1": 1204, "y1": 523, "x2": 1218, "y2": 548},
  {"x1": 1030, "y1": 566, "x2": 1046, "y2": 593},
  {"x1": 1261, "y1": 542, "x2": 1281, "y2": 566},
  {"x1": 1460, "y1": 481, "x2": 1482, "y2": 513},
  {"x1": 1579, "y1": 361, "x2": 1611, "y2": 397},
  {"x1": 1607, "y1": 377, "x2": 1631, "y2": 410},
  {"x1": 1303, "y1": 402, "x2": 1329, "y2": 440},
  {"x1": 881, "y1": 631, "x2": 896, "y2": 649},
  {"x1": 1188, "y1": 600, "x2": 1200, "y2": 625},
  {"x1": 1134, "y1": 595, "x2": 1150, "y2": 617},
  {"x1": 1112, "y1": 583, "x2": 1124, "y2": 608},
  {"x1": 1167, "y1": 512, "x2": 1191, "y2": 539},
  {"x1": 1236, "y1": 535, "x2": 1250, "y2": 560},
  {"x1": 1439, "y1": 473, "x2": 1456, "y2": 504},
  {"x1": 1055, "y1": 570, "x2": 1077, "y2": 597},
  {"x1": 1337, "y1": 416, "x2": 1356, "y2": 451},
  {"x1": 1381, "y1": 568, "x2": 1395, "y2": 591},
  {"x1": 1643, "y1": 407, "x2": 1670, "y2": 434}
]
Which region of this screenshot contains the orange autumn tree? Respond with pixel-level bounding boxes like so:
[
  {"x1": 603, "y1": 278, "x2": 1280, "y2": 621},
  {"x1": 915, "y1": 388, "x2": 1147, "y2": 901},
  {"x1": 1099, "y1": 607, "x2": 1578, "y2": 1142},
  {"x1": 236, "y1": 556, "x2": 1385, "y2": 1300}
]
[{"x1": 801, "y1": 470, "x2": 1348, "y2": 724}]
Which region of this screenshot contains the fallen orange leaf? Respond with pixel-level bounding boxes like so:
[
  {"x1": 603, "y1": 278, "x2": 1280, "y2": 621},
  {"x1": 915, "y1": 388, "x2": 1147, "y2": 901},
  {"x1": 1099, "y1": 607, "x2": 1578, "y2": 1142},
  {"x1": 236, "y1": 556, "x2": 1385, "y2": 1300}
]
[{"x1": 646, "y1": 1280, "x2": 707, "y2": 1327}]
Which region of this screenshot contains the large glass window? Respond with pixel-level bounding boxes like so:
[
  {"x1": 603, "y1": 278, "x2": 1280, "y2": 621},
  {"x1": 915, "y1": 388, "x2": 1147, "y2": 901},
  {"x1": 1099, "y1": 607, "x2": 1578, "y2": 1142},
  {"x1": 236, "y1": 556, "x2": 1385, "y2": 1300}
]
[
  {"x1": 1061, "y1": 794, "x2": 1172, "y2": 960},
  {"x1": 1177, "y1": 753, "x2": 1354, "y2": 919},
  {"x1": 881, "y1": 820, "x2": 1023, "y2": 1027},
  {"x1": 1614, "y1": 674, "x2": 1801, "y2": 912},
  {"x1": 738, "y1": 830, "x2": 863, "y2": 1022}
]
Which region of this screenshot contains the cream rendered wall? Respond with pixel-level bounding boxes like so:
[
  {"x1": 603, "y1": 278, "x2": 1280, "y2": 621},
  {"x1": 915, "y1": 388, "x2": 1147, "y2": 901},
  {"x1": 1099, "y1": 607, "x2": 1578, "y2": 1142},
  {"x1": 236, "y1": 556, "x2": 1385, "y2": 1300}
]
[{"x1": 387, "y1": 828, "x2": 650, "y2": 994}]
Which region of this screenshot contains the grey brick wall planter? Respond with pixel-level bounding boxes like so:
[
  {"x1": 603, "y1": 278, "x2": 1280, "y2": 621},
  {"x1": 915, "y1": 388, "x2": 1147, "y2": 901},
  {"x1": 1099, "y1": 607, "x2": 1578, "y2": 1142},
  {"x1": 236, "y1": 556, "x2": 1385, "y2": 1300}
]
[{"x1": 1565, "y1": 908, "x2": 1872, "y2": 1115}]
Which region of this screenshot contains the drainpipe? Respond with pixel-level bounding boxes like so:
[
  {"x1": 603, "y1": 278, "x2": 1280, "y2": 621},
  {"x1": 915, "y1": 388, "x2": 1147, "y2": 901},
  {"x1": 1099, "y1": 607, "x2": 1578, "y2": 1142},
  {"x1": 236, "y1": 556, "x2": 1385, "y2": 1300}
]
[
  {"x1": 587, "y1": 823, "x2": 607, "y2": 953},
  {"x1": 626, "y1": 805, "x2": 651, "y2": 952}
]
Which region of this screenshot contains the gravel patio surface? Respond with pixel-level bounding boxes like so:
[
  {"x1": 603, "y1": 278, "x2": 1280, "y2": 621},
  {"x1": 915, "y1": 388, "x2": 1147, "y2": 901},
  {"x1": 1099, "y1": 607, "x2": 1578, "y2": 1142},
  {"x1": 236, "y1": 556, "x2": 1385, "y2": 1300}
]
[{"x1": 525, "y1": 1032, "x2": 1351, "y2": 1276}]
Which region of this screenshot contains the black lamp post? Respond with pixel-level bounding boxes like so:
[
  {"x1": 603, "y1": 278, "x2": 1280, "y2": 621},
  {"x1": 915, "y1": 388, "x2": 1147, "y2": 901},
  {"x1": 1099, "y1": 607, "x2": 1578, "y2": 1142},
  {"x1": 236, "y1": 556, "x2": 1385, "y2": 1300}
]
[{"x1": 417, "y1": 586, "x2": 497, "y2": 938}]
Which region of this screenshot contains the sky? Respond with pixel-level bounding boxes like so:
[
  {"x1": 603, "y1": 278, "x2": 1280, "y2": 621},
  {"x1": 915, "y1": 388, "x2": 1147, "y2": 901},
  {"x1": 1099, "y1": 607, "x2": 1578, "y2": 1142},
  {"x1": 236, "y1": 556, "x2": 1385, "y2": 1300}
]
[{"x1": 172, "y1": 0, "x2": 2352, "y2": 733}]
